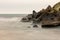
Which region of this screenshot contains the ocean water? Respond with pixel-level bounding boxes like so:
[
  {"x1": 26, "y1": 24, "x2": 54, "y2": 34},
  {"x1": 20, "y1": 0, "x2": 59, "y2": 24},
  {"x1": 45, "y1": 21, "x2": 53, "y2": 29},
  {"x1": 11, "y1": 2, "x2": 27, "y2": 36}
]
[
  {"x1": 0, "y1": 14, "x2": 28, "y2": 30},
  {"x1": 0, "y1": 14, "x2": 27, "y2": 17},
  {"x1": 0, "y1": 14, "x2": 60, "y2": 30},
  {"x1": 0, "y1": 14, "x2": 60, "y2": 40}
]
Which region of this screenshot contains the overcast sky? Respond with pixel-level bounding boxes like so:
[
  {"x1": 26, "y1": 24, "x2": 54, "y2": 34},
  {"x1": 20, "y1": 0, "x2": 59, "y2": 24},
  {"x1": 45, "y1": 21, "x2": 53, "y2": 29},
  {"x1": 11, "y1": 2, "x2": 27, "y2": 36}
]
[{"x1": 0, "y1": 0, "x2": 60, "y2": 14}]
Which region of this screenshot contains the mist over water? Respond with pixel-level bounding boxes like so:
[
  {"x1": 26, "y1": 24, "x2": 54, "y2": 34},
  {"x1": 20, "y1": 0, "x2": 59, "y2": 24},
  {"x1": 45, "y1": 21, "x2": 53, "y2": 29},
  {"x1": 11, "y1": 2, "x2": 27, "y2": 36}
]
[
  {"x1": 0, "y1": 14, "x2": 60, "y2": 40},
  {"x1": 0, "y1": 14, "x2": 60, "y2": 30},
  {"x1": 0, "y1": 14, "x2": 27, "y2": 22},
  {"x1": 0, "y1": 14, "x2": 27, "y2": 17},
  {"x1": 0, "y1": 14, "x2": 25, "y2": 30}
]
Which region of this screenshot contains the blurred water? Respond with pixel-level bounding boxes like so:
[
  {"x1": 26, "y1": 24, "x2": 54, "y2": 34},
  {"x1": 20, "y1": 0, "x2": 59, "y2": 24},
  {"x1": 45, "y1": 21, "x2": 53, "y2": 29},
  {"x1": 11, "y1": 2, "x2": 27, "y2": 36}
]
[
  {"x1": 0, "y1": 14, "x2": 59, "y2": 30},
  {"x1": 0, "y1": 14, "x2": 27, "y2": 17},
  {"x1": 0, "y1": 14, "x2": 60, "y2": 40}
]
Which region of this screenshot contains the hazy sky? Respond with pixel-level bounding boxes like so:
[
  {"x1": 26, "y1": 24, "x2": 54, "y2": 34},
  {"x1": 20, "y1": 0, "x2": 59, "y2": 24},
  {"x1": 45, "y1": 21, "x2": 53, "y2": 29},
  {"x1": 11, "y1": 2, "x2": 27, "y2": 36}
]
[{"x1": 0, "y1": 0, "x2": 60, "y2": 14}]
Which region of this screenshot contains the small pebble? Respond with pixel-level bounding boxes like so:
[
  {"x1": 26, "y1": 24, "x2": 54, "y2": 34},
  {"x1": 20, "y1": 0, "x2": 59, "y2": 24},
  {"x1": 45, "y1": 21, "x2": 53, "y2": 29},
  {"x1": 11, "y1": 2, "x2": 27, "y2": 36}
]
[{"x1": 33, "y1": 25, "x2": 38, "y2": 28}]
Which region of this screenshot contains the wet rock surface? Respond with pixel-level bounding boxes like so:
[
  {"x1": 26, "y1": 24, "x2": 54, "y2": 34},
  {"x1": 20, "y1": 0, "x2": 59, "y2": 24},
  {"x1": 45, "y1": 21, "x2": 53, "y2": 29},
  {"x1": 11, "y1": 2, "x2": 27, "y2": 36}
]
[
  {"x1": 33, "y1": 25, "x2": 38, "y2": 28},
  {"x1": 21, "y1": 2, "x2": 60, "y2": 27},
  {"x1": 21, "y1": 17, "x2": 30, "y2": 22}
]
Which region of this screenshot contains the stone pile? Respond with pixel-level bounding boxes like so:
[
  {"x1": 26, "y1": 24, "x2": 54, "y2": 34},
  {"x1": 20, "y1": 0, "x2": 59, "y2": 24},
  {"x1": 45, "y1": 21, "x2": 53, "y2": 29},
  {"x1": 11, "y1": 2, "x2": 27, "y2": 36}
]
[{"x1": 21, "y1": 2, "x2": 60, "y2": 27}]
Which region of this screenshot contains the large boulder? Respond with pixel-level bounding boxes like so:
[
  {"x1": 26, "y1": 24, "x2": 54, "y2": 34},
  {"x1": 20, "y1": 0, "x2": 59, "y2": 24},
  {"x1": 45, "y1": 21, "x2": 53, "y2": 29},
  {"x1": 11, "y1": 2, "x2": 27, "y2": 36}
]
[
  {"x1": 26, "y1": 14, "x2": 33, "y2": 20},
  {"x1": 21, "y1": 14, "x2": 33, "y2": 22}
]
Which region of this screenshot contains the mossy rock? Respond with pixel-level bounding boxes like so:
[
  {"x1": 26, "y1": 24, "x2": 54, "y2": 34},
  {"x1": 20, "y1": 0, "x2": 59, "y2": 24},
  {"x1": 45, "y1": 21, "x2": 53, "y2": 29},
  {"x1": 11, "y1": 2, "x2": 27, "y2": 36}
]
[{"x1": 53, "y1": 2, "x2": 60, "y2": 11}]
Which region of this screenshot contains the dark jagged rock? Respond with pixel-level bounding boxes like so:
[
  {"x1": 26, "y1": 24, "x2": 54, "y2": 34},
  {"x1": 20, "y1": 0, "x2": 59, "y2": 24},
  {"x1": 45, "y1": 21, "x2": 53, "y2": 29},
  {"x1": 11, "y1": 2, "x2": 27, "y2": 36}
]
[
  {"x1": 21, "y1": 2, "x2": 60, "y2": 27},
  {"x1": 21, "y1": 14, "x2": 33, "y2": 22},
  {"x1": 46, "y1": 5, "x2": 54, "y2": 13},
  {"x1": 32, "y1": 10, "x2": 37, "y2": 18},
  {"x1": 26, "y1": 14, "x2": 33, "y2": 21}
]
